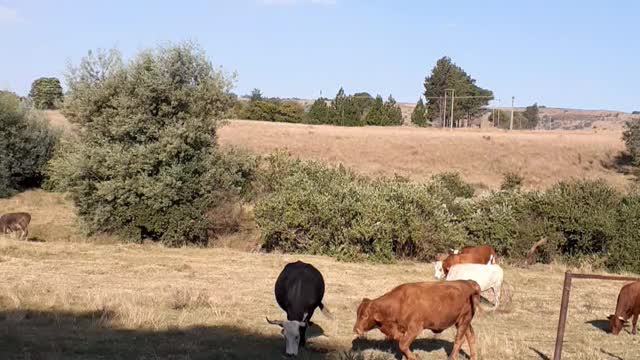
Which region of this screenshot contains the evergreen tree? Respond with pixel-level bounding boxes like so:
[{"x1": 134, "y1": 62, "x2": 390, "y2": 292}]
[
  {"x1": 383, "y1": 95, "x2": 403, "y2": 125},
  {"x1": 411, "y1": 97, "x2": 427, "y2": 127},
  {"x1": 365, "y1": 95, "x2": 385, "y2": 125},
  {"x1": 307, "y1": 98, "x2": 333, "y2": 124},
  {"x1": 523, "y1": 103, "x2": 540, "y2": 129},
  {"x1": 423, "y1": 57, "x2": 493, "y2": 126},
  {"x1": 250, "y1": 88, "x2": 263, "y2": 102}
]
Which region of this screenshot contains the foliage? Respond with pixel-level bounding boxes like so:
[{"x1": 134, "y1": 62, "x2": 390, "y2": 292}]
[
  {"x1": 241, "y1": 100, "x2": 305, "y2": 123},
  {"x1": 606, "y1": 195, "x2": 640, "y2": 273},
  {"x1": 255, "y1": 153, "x2": 467, "y2": 262},
  {"x1": 430, "y1": 172, "x2": 474, "y2": 199},
  {"x1": 382, "y1": 95, "x2": 403, "y2": 125},
  {"x1": 522, "y1": 103, "x2": 540, "y2": 129},
  {"x1": 501, "y1": 172, "x2": 524, "y2": 191},
  {"x1": 423, "y1": 57, "x2": 493, "y2": 126},
  {"x1": 623, "y1": 119, "x2": 640, "y2": 165},
  {"x1": 28, "y1": 77, "x2": 64, "y2": 110},
  {"x1": 0, "y1": 91, "x2": 59, "y2": 197},
  {"x1": 48, "y1": 42, "x2": 244, "y2": 245},
  {"x1": 249, "y1": 88, "x2": 263, "y2": 102},
  {"x1": 307, "y1": 98, "x2": 334, "y2": 125},
  {"x1": 411, "y1": 97, "x2": 427, "y2": 127}
]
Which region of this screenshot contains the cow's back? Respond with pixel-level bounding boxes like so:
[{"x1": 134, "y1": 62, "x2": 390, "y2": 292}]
[
  {"x1": 446, "y1": 264, "x2": 503, "y2": 292},
  {"x1": 0, "y1": 212, "x2": 31, "y2": 231},
  {"x1": 459, "y1": 245, "x2": 496, "y2": 263},
  {"x1": 379, "y1": 281, "x2": 478, "y2": 330},
  {"x1": 618, "y1": 281, "x2": 640, "y2": 313},
  {"x1": 275, "y1": 261, "x2": 325, "y2": 320}
]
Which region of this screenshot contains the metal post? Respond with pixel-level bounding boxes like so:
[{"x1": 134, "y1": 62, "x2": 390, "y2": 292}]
[
  {"x1": 450, "y1": 89, "x2": 455, "y2": 129},
  {"x1": 509, "y1": 96, "x2": 515, "y2": 131},
  {"x1": 443, "y1": 93, "x2": 448, "y2": 128},
  {"x1": 553, "y1": 271, "x2": 573, "y2": 360}
]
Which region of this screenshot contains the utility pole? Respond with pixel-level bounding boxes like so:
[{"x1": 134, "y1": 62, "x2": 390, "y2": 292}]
[
  {"x1": 509, "y1": 96, "x2": 515, "y2": 131},
  {"x1": 443, "y1": 92, "x2": 448, "y2": 128},
  {"x1": 450, "y1": 89, "x2": 455, "y2": 129}
]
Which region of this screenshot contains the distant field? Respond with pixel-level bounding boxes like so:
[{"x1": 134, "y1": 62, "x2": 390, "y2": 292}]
[
  {"x1": 219, "y1": 120, "x2": 630, "y2": 190},
  {"x1": 1, "y1": 190, "x2": 640, "y2": 359},
  {"x1": 43, "y1": 111, "x2": 632, "y2": 190}
]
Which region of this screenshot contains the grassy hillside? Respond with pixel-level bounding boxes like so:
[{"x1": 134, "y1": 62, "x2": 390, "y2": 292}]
[
  {"x1": 43, "y1": 110, "x2": 631, "y2": 190},
  {"x1": 219, "y1": 120, "x2": 630, "y2": 190},
  {"x1": 1, "y1": 190, "x2": 638, "y2": 359}
]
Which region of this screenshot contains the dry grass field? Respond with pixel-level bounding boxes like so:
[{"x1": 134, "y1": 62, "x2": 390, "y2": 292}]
[
  {"x1": 2, "y1": 191, "x2": 640, "y2": 359},
  {"x1": 43, "y1": 111, "x2": 633, "y2": 190},
  {"x1": 219, "y1": 120, "x2": 631, "y2": 190}
]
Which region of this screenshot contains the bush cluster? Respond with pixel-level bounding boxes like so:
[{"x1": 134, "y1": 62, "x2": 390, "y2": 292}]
[
  {"x1": 254, "y1": 156, "x2": 640, "y2": 272},
  {"x1": 47, "y1": 43, "x2": 255, "y2": 245},
  {"x1": 254, "y1": 152, "x2": 467, "y2": 262},
  {"x1": 0, "y1": 91, "x2": 59, "y2": 197}
]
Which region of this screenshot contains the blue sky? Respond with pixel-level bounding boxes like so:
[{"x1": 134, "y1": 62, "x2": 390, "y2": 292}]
[{"x1": 1, "y1": 0, "x2": 638, "y2": 111}]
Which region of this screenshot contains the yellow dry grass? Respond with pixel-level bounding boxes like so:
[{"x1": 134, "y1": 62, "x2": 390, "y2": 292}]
[
  {"x1": 2, "y1": 191, "x2": 640, "y2": 359},
  {"x1": 218, "y1": 120, "x2": 631, "y2": 190}
]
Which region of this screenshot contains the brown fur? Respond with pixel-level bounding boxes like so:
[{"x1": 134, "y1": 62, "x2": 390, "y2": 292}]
[
  {"x1": 353, "y1": 280, "x2": 481, "y2": 360},
  {"x1": 525, "y1": 237, "x2": 548, "y2": 266},
  {"x1": 0, "y1": 212, "x2": 31, "y2": 241},
  {"x1": 609, "y1": 281, "x2": 640, "y2": 335},
  {"x1": 456, "y1": 245, "x2": 497, "y2": 264},
  {"x1": 442, "y1": 252, "x2": 493, "y2": 276}
]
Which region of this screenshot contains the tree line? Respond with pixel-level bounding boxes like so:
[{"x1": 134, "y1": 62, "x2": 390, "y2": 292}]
[{"x1": 235, "y1": 87, "x2": 403, "y2": 126}]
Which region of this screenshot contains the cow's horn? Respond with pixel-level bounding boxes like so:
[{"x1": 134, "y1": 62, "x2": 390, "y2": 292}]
[{"x1": 266, "y1": 317, "x2": 283, "y2": 326}]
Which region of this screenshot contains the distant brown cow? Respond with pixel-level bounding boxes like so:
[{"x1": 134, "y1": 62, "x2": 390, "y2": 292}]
[
  {"x1": 608, "y1": 281, "x2": 640, "y2": 335},
  {"x1": 434, "y1": 252, "x2": 495, "y2": 279},
  {"x1": 0, "y1": 212, "x2": 31, "y2": 241},
  {"x1": 451, "y1": 245, "x2": 497, "y2": 264},
  {"x1": 353, "y1": 280, "x2": 481, "y2": 360}
]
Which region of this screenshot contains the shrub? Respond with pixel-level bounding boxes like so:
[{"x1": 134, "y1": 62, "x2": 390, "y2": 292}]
[
  {"x1": 240, "y1": 100, "x2": 305, "y2": 123},
  {"x1": 48, "y1": 42, "x2": 241, "y2": 245},
  {"x1": 430, "y1": 172, "x2": 474, "y2": 199},
  {"x1": 501, "y1": 172, "x2": 524, "y2": 191},
  {"x1": 0, "y1": 91, "x2": 59, "y2": 197},
  {"x1": 411, "y1": 98, "x2": 427, "y2": 127},
  {"x1": 623, "y1": 119, "x2": 640, "y2": 165},
  {"x1": 28, "y1": 77, "x2": 64, "y2": 110},
  {"x1": 539, "y1": 179, "x2": 619, "y2": 256},
  {"x1": 606, "y1": 195, "x2": 640, "y2": 273},
  {"x1": 255, "y1": 154, "x2": 467, "y2": 262}
]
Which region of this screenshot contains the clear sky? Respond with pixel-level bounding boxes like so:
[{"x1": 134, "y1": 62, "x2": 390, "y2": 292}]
[{"x1": 1, "y1": 0, "x2": 638, "y2": 111}]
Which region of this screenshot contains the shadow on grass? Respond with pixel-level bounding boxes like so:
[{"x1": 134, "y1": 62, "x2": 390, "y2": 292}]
[
  {"x1": 600, "y1": 151, "x2": 638, "y2": 177},
  {"x1": 351, "y1": 336, "x2": 462, "y2": 360},
  {"x1": 528, "y1": 347, "x2": 550, "y2": 360},
  {"x1": 586, "y1": 319, "x2": 611, "y2": 333},
  {"x1": 0, "y1": 309, "x2": 336, "y2": 360}
]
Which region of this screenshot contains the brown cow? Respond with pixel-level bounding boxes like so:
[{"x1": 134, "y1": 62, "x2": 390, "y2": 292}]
[
  {"x1": 353, "y1": 280, "x2": 481, "y2": 360},
  {"x1": 0, "y1": 212, "x2": 31, "y2": 241},
  {"x1": 434, "y1": 252, "x2": 495, "y2": 279},
  {"x1": 608, "y1": 281, "x2": 640, "y2": 335},
  {"x1": 451, "y1": 245, "x2": 497, "y2": 264}
]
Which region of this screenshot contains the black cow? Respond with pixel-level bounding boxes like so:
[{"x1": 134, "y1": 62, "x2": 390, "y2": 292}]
[{"x1": 266, "y1": 261, "x2": 330, "y2": 357}]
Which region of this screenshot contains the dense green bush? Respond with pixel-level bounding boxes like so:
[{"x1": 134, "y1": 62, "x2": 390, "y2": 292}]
[
  {"x1": 411, "y1": 98, "x2": 427, "y2": 127},
  {"x1": 240, "y1": 100, "x2": 305, "y2": 123},
  {"x1": 47, "y1": 42, "x2": 248, "y2": 245},
  {"x1": 539, "y1": 179, "x2": 620, "y2": 256},
  {"x1": 0, "y1": 91, "x2": 59, "y2": 197},
  {"x1": 606, "y1": 195, "x2": 640, "y2": 273},
  {"x1": 501, "y1": 172, "x2": 524, "y2": 191},
  {"x1": 430, "y1": 172, "x2": 475, "y2": 199},
  {"x1": 28, "y1": 77, "x2": 64, "y2": 110},
  {"x1": 623, "y1": 119, "x2": 640, "y2": 165},
  {"x1": 255, "y1": 153, "x2": 467, "y2": 262}
]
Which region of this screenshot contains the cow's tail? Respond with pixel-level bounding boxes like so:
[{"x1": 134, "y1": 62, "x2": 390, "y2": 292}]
[
  {"x1": 469, "y1": 282, "x2": 483, "y2": 317},
  {"x1": 319, "y1": 302, "x2": 333, "y2": 319}
]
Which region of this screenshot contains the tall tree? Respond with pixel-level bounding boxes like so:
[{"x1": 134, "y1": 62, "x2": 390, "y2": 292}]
[
  {"x1": 383, "y1": 95, "x2": 403, "y2": 126},
  {"x1": 365, "y1": 95, "x2": 385, "y2": 125},
  {"x1": 307, "y1": 98, "x2": 333, "y2": 124},
  {"x1": 423, "y1": 57, "x2": 493, "y2": 127},
  {"x1": 250, "y1": 88, "x2": 263, "y2": 102},
  {"x1": 29, "y1": 77, "x2": 64, "y2": 110},
  {"x1": 522, "y1": 103, "x2": 540, "y2": 129},
  {"x1": 411, "y1": 97, "x2": 427, "y2": 127}
]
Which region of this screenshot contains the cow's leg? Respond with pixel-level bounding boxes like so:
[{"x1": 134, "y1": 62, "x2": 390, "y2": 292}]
[
  {"x1": 632, "y1": 313, "x2": 638, "y2": 335},
  {"x1": 300, "y1": 326, "x2": 307, "y2": 347},
  {"x1": 449, "y1": 322, "x2": 470, "y2": 360},
  {"x1": 397, "y1": 323, "x2": 420, "y2": 360},
  {"x1": 464, "y1": 324, "x2": 477, "y2": 360},
  {"x1": 22, "y1": 228, "x2": 28, "y2": 241},
  {"x1": 493, "y1": 285, "x2": 501, "y2": 310}
]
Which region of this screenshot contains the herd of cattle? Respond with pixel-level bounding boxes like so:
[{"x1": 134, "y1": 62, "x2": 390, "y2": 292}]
[{"x1": 1, "y1": 211, "x2": 640, "y2": 358}]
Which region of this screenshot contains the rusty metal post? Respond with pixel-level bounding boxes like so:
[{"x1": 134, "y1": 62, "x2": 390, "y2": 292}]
[{"x1": 553, "y1": 271, "x2": 573, "y2": 360}]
